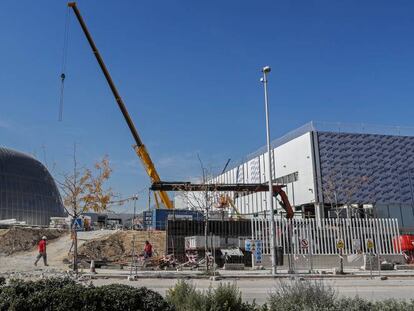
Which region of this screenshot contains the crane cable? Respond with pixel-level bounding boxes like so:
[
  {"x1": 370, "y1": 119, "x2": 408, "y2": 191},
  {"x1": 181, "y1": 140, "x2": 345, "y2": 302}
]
[{"x1": 59, "y1": 7, "x2": 71, "y2": 121}]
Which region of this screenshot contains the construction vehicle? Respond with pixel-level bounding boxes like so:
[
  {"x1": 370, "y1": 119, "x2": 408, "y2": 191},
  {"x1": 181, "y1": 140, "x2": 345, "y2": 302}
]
[
  {"x1": 217, "y1": 195, "x2": 243, "y2": 219},
  {"x1": 151, "y1": 182, "x2": 294, "y2": 219},
  {"x1": 67, "y1": 3, "x2": 295, "y2": 218},
  {"x1": 68, "y1": 2, "x2": 172, "y2": 209}
]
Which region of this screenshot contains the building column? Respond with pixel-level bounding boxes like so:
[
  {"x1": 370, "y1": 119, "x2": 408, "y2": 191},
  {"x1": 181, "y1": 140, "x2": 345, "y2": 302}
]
[{"x1": 314, "y1": 202, "x2": 325, "y2": 224}]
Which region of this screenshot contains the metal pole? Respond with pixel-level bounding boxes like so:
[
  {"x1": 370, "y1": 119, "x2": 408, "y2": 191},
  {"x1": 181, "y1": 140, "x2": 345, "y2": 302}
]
[
  {"x1": 370, "y1": 250, "x2": 373, "y2": 279},
  {"x1": 377, "y1": 228, "x2": 381, "y2": 277},
  {"x1": 261, "y1": 66, "x2": 277, "y2": 275}
]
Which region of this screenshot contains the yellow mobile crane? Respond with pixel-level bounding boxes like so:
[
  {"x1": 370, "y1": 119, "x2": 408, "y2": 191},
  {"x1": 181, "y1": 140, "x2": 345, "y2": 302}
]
[{"x1": 68, "y1": 2, "x2": 172, "y2": 209}]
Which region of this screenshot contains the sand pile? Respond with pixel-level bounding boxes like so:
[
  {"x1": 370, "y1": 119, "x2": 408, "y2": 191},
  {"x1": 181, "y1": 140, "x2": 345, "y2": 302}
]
[
  {"x1": 0, "y1": 227, "x2": 67, "y2": 255},
  {"x1": 76, "y1": 230, "x2": 166, "y2": 262}
]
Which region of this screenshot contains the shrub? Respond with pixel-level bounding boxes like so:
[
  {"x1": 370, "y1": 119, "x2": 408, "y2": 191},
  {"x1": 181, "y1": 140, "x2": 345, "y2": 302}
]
[
  {"x1": 333, "y1": 297, "x2": 414, "y2": 311},
  {"x1": 165, "y1": 280, "x2": 206, "y2": 311},
  {"x1": 166, "y1": 280, "x2": 261, "y2": 311},
  {"x1": 360, "y1": 298, "x2": 414, "y2": 311},
  {"x1": 91, "y1": 284, "x2": 173, "y2": 311},
  {"x1": 267, "y1": 279, "x2": 337, "y2": 311},
  {"x1": 0, "y1": 277, "x2": 174, "y2": 311},
  {"x1": 0, "y1": 277, "x2": 80, "y2": 311},
  {"x1": 332, "y1": 296, "x2": 374, "y2": 311}
]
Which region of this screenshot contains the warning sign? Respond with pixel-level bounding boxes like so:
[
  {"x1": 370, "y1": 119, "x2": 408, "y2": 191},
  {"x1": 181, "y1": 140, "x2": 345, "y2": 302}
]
[
  {"x1": 245, "y1": 239, "x2": 252, "y2": 252},
  {"x1": 300, "y1": 239, "x2": 309, "y2": 249},
  {"x1": 336, "y1": 239, "x2": 345, "y2": 249},
  {"x1": 254, "y1": 240, "x2": 263, "y2": 264},
  {"x1": 352, "y1": 239, "x2": 361, "y2": 252},
  {"x1": 366, "y1": 239, "x2": 374, "y2": 250}
]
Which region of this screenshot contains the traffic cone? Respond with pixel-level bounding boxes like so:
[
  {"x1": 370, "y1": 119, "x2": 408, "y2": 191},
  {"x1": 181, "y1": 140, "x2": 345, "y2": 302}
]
[{"x1": 90, "y1": 260, "x2": 96, "y2": 274}]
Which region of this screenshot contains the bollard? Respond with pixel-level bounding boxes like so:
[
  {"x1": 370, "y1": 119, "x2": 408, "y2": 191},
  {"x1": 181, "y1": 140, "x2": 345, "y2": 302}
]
[{"x1": 90, "y1": 260, "x2": 96, "y2": 274}]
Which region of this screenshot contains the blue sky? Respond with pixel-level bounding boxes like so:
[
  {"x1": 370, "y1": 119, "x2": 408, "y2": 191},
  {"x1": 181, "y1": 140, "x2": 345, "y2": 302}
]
[{"x1": 1, "y1": 1, "x2": 414, "y2": 212}]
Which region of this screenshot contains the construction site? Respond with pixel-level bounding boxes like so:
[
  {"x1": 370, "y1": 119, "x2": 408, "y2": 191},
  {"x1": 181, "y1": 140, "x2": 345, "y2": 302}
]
[{"x1": 3, "y1": 1, "x2": 414, "y2": 308}]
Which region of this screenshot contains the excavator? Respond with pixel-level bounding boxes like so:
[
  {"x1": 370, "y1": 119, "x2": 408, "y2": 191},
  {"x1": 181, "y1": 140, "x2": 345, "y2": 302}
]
[
  {"x1": 68, "y1": 2, "x2": 172, "y2": 209},
  {"x1": 217, "y1": 195, "x2": 243, "y2": 219}
]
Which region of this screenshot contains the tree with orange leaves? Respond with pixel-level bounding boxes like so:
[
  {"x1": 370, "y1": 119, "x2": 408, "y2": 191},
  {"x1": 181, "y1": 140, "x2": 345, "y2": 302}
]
[{"x1": 57, "y1": 147, "x2": 113, "y2": 272}]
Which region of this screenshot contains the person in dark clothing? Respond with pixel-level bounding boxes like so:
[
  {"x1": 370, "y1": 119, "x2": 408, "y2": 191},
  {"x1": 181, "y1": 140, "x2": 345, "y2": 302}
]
[
  {"x1": 144, "y1": 240, "x2": 152, "y2": 258},
  {"x1": 34, "y1": 236, "x2": 48, "y2": 266}
]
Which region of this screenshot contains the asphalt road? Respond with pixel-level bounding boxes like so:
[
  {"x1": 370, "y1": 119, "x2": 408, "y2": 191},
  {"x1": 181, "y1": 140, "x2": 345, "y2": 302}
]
[{"x1": 92, "y1": 277, "x2": 414, "y2": 305}]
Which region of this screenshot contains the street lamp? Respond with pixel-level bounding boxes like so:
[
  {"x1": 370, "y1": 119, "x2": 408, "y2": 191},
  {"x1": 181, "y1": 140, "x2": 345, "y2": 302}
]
[{"x1": 261, "y1": 65, "x2": 277, "y2": 275}]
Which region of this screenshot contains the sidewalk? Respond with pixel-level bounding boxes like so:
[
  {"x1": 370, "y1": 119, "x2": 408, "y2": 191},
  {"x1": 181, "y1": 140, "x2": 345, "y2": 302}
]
[{"x1": 81, "y1": 267, "x2": 414, "y2": 280}]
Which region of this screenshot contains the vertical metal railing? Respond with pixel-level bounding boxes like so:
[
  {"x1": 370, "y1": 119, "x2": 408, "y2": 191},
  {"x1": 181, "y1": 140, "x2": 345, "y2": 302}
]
[{"x1": 252, "y1": 217, "x2": 401, "y2": 255}]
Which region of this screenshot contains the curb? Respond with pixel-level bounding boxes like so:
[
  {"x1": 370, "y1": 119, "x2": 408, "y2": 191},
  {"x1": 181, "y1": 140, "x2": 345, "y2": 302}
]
[{"x1": 80, "y1": 272, "x2": 414, "y2": 280}]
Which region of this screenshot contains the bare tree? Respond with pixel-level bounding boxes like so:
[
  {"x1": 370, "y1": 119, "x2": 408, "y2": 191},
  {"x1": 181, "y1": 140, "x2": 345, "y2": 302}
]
[
  {"x1": 57, "y1": 148, "x2": 114, "y2": 272},
  {"x1": 174, "y1": 158, "x2": 221, "y2": 272},
  {"x1": 323, "y1": 165, "x2": 374, "y2": 219},
  {"x1": 322, "y1": 165, "x2": 374, "y2": 273}
]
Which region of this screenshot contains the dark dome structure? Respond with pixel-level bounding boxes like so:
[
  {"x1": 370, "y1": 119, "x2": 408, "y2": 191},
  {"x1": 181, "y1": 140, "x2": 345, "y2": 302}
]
[{"x1": 0, "y1": 147, "x2": 66, "y2": 226}]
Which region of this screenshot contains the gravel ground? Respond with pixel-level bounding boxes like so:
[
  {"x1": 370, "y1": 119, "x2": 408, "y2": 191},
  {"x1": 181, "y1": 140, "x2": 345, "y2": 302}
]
[{"x1": 0, "y1": 230, "x2": 115, "y2": 277}]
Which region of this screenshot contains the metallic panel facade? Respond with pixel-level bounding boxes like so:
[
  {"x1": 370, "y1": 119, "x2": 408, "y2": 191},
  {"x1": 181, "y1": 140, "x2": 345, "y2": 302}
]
[
  {"x1": 0, "y1": 147, "x2": 66, "y2": 226},
  {"x1": 317, "y1": 132, "x2": 414, "y2": 205}
]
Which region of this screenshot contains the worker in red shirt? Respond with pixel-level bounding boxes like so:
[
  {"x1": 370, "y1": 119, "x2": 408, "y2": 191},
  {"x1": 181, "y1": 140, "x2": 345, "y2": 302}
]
[
  {"x1": 144, "y1": 240, "x2": 152, "y2": 258},
  {"x1": 34, "y1": 236, "x2": 48, "y2": 266}
]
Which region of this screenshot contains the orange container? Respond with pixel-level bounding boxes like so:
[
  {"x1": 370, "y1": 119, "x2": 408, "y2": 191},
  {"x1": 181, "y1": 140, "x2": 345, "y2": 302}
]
[{"x1": 393, "y1": 235, "x2": 414, "y2": 252}]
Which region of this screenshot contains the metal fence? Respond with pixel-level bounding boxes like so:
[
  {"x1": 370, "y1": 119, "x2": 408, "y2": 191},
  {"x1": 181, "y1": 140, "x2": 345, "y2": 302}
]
[
  {"x1": 252, "y1": 217, "x2": 401, "y2": 255},
  {"x1": 166, "y1": 219, "x2": 252, "y2": 261}
]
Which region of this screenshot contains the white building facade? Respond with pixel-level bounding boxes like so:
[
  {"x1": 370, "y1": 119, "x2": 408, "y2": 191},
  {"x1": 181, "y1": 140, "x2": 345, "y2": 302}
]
[
  {"x1": 209, "y1": 122, "x2": 414, "y2": 231},
  {"x1": 210, "y1": 123, "x2": 318, "y2": 218}
]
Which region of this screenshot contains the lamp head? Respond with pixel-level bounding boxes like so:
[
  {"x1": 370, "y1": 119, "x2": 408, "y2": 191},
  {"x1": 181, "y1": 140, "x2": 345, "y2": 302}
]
[{"x1": 262, "y1": 66, "x2": 271, "y2": 73}]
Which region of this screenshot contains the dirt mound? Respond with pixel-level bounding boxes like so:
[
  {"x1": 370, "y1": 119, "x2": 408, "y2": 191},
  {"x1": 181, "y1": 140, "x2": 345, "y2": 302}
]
[
  {"x1": 77, "y1": 230, "x2": 166, "y2": 262},
  {"x1": 0, "y1": 227, "x2": 67, "y2": 255}
]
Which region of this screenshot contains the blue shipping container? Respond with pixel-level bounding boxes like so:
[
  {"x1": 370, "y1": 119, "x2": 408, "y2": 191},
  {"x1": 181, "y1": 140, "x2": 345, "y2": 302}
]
[{"x1": 146, "y1": 209, "x2": 204, "y2": 230}]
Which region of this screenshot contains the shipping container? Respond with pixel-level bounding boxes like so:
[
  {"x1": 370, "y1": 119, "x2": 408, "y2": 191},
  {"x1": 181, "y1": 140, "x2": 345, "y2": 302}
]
[{"x1": 143, "y1": 209, "x2": 204, "y2": 230}]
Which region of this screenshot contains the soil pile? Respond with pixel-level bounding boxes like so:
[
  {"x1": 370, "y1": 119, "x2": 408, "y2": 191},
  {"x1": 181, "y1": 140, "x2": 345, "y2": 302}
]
[
  {"x1": 77, "y1": 230, "x2": 166, "y2": 262},
  {"x1": 0, "y1": 227, "x2": 67, "y2": 255}
]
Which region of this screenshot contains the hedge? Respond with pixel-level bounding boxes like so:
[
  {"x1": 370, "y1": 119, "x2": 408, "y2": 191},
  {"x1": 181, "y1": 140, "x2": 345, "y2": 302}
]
[{"x1": 0, "y1": 278, "x2": 174, "y2": 311}]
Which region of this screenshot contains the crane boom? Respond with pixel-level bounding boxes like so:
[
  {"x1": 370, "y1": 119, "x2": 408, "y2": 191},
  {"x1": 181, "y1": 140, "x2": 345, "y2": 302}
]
[{"x1": 68, "y1": 2, "x2": 173, "y2": 209}]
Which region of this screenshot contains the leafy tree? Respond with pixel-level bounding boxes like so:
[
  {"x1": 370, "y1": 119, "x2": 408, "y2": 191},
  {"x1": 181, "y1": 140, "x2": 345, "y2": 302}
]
[{"x1": 57, "y1": 146, "x2": 113, "y2": 272}]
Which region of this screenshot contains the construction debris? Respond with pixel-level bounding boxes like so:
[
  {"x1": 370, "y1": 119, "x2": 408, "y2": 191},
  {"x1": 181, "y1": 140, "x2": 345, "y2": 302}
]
[
  {"x1": 75, "y1": 230, "x2": 166, "y2": 263},
  {"x1": 0, "y1": 227, "x2": 66, "y2": 255}
]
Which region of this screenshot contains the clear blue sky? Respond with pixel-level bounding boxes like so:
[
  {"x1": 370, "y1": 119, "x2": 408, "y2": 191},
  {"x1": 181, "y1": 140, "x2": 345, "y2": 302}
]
[{"x1": 1, "y1": 1, "x2": 414, "y2": 212}]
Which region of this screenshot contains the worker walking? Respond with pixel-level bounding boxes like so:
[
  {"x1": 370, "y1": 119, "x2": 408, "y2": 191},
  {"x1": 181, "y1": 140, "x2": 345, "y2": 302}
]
[
  {"x1": 34, "y1": 236, "x2": 48, "y2": 266},
  {"x1": 144, "y1": 240, "x2": 152, "y2": 259}
]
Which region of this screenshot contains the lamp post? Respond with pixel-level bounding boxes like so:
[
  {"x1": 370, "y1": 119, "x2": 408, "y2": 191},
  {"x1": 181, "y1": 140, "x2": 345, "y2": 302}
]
[{"x1": 261, "y1": 66, "x2": 277, "y2": 275}]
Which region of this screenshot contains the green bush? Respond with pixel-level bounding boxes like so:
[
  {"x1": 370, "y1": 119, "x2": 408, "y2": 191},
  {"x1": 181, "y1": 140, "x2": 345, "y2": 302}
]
[
  {"x1": 331, "y1": 296, "x2": 374, "y2": 311},
  {"x1": 267, "y1": 279, "x2": 337, "y2": 311},
  {"x1": 267, "y1": 279, "x2": 414, "y2": 311},
  {"x1": 166, "y1": 280, "x2": 262, "y2": 311},
  {"x1": 334, "y1": 297, "x2": 414, "y2": 311},
  {"x1": 0, "y1": 277, "x2": 174, "y2": 311},
  {"x1": 165, "y1": 280, "x2": 206, "y2": 311}
]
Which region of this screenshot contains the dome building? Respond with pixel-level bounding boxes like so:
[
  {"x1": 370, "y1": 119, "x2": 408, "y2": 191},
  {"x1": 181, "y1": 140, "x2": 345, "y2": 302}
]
[{"x1": 0, "y1": 147, "x2": 66, "y2": 226}]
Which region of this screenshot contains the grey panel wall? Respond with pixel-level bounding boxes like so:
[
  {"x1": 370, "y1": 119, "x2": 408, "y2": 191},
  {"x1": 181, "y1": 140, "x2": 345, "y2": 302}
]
[
  {"x1": 0, "y1": 147, "x2": 66, "y2": 226},
  {"x1": 317, "y1": 132, "x2": 414, "y2": 205}
]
